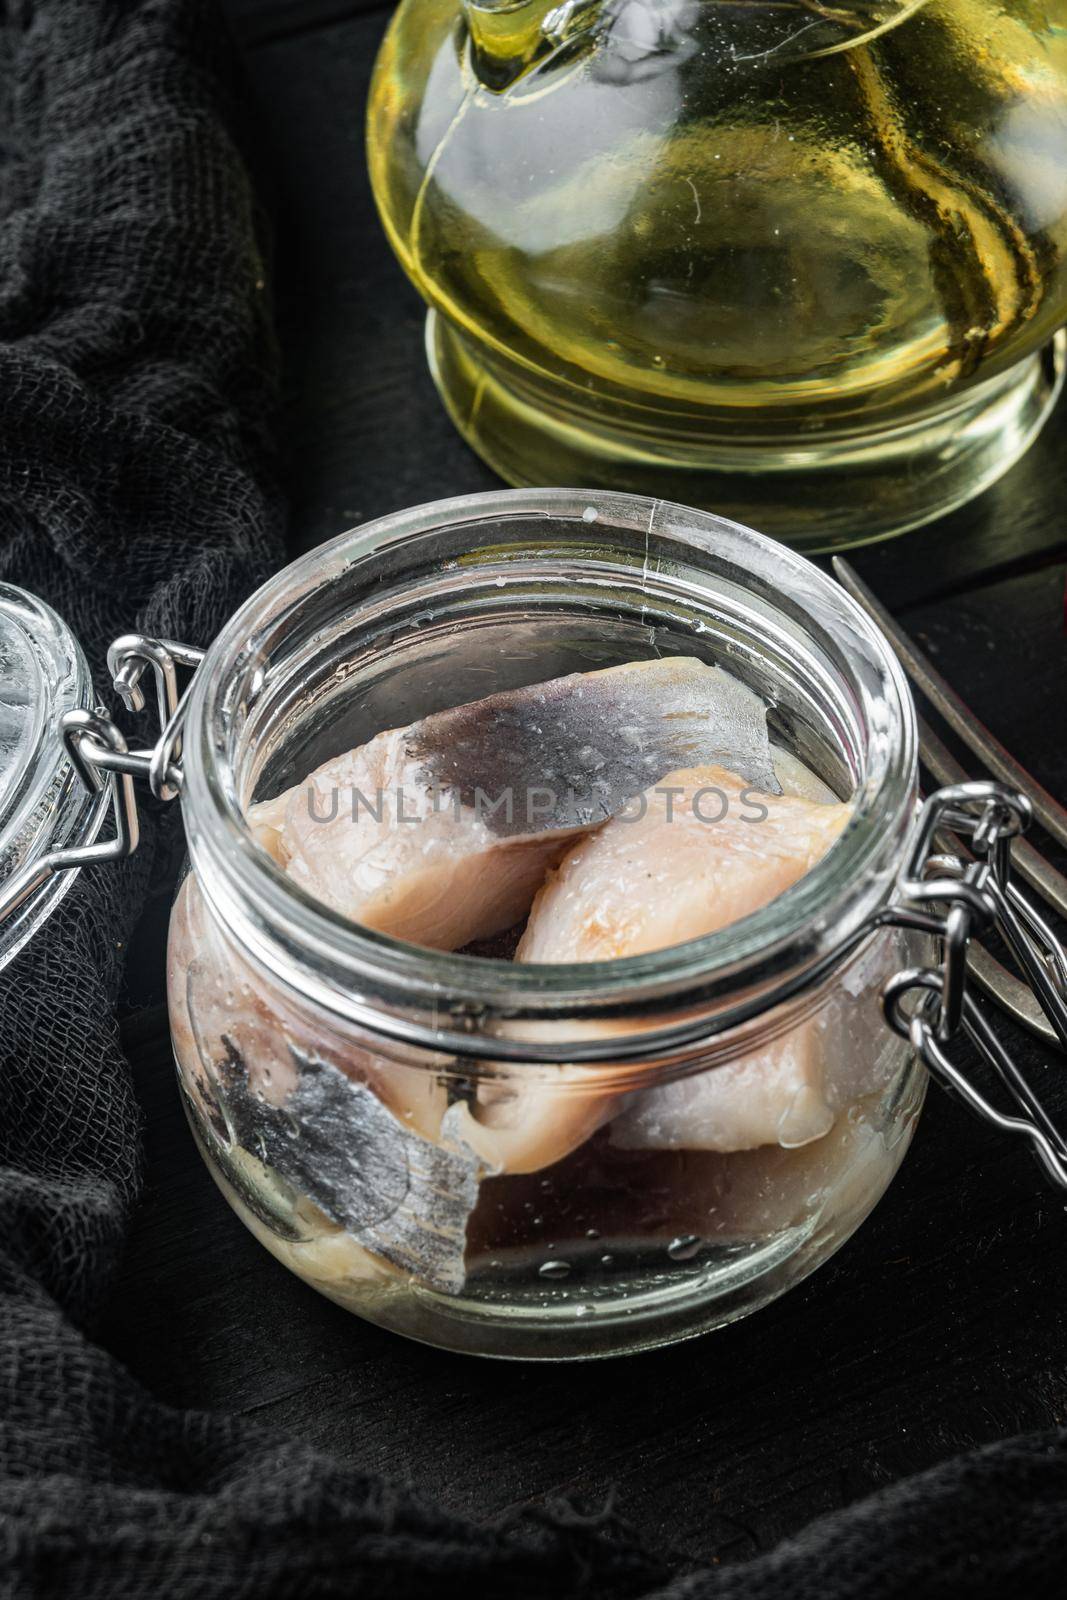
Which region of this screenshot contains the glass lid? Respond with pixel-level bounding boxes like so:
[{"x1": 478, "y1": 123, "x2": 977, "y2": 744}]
[{"x1": 0, "y1": 584, "x2": 106, "y2": 968}]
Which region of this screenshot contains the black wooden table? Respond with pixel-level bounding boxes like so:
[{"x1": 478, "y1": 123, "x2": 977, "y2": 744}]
[{"x1": 103, "y1": 0, "x2": 1067, "y2": 1567}]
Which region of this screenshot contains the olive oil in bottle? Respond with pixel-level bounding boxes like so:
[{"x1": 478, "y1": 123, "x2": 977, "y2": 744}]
[{"x1": 369, "y1": 0, "x2": 1067, "y2": 548}]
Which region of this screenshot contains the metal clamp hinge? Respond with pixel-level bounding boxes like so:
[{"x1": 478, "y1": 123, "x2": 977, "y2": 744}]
[
  {"x1": 0, "y1": 635, "x2": 202, "y2": 929},
  {"x1": 883, "y1": 782, "x2": 1067, "y2": 1190}
]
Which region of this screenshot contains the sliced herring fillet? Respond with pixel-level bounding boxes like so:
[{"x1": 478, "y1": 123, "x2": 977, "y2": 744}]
[
  {"x1": 451, "y1": 765, "x2": 852, "y2": 1170},
  {"x1": 246, "y1": 657, "x2": 776, "y2": 951},
  {"x1": 516, "y1": 764, "x2": 850, "y2": 965}
]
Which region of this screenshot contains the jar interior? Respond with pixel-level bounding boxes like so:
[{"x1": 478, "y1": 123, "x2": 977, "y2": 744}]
[
  {"x1": 190, "y1": 494, "x2": 916, "y2": 1035},
  {"x1": 183, "y1": 1037, "x2": 924, "y2": 1359},
  {"x1": 240, "y1": 517, "x2": 870, "y2": 827}
]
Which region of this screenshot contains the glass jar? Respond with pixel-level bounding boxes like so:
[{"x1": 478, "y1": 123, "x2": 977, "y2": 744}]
[
  {"x1": 3, "y1": 494, "x2": 1063, "y2": 1358},
  {"x1": 0, "y1": 584, "x2": 110, "y2": 971},
  {"x1": 165, "y1": 489, "x2": 929, "y2": 1358},
  {"x1": 367, "y1": 1, "x2": 1067, "y2": 550}
]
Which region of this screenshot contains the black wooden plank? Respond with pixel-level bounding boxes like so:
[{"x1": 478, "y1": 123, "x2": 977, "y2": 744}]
[
  {"x1": 224, "y1": 0, "x2": 390, "y2": 48},
  {"x1": 100, "y1": 1, "x2": 1067, "y2": 1568},
  {"x1": 245, "y1": 8, "x2": 498, "y2": 558},
  {"x1": 898, "y1": 563, "x2": 1067, "y2": 818},
  {"x1": 850, "y1": 425, "x2": 1067, "y2": 614}
]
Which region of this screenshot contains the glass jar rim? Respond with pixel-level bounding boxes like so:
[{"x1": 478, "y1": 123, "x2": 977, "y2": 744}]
[{"x1": 180, "y1": 489, "x2": 918, "y2": 1056}]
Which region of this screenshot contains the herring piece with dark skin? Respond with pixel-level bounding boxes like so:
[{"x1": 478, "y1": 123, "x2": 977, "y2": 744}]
[
  {"x1": 403, "y1": 654, "x2": 778, "y2": 835},
  {"x1": 247, "y1": 657, "x2": 776, "y2": 950}
]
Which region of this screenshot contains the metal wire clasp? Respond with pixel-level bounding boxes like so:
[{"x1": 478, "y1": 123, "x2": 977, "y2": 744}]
[
  {"x1": 107, "y1": 634, "x2": 206, "y2": 800},
  {"x1": 0, "y1": 635, "x2": 202, "y2": 929},
  {"x1": 884, "y1": 782, "x2": 1067, "y2": 1190}
]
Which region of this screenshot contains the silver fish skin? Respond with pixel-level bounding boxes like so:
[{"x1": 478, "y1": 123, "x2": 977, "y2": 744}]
[{"x1": 248, "y1": 656, "x2": 776, "y2": 950}]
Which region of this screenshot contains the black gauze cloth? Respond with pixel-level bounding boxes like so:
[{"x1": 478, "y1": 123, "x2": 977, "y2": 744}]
[{"x1": 0, "y1": 2, "x2": 1065, "y2": 1596}]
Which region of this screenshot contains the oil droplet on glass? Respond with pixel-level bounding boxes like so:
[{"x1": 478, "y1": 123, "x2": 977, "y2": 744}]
[{"x1": 667, "y1": 1234, "x2": 701, "y2": 1262}]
